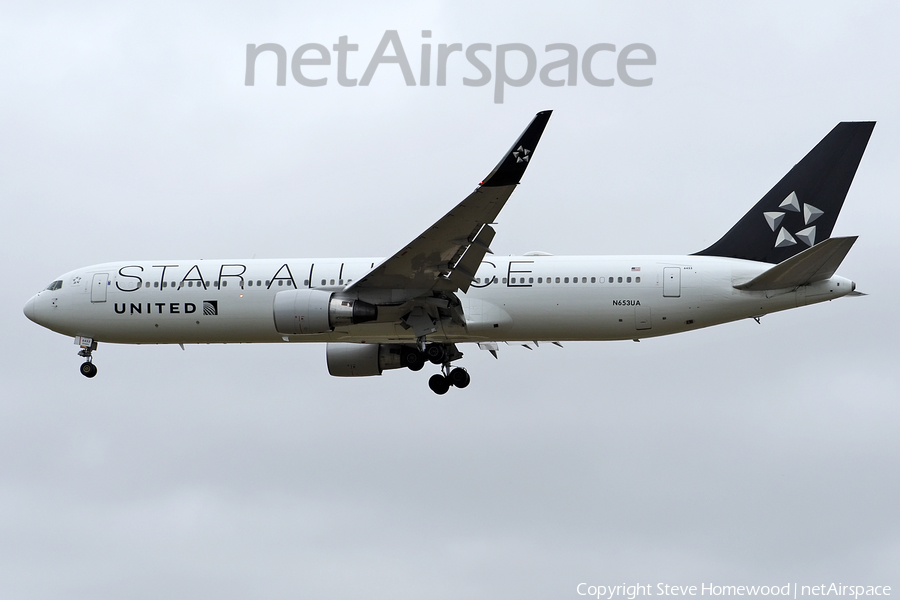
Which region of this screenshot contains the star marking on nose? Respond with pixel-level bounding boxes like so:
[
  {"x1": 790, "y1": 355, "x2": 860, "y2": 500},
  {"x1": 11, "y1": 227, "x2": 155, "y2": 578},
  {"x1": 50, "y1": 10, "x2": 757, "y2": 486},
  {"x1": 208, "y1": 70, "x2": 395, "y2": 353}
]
[{"x1": 512, "y1": 146, "x2": 530, "y2": 163}]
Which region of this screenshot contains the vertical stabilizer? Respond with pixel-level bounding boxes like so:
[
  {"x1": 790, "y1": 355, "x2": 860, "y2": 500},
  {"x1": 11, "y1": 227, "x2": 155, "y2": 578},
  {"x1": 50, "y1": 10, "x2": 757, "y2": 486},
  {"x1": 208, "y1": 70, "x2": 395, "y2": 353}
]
[{"x1": 694, "y1": 122, "x2": 874, "y2": 264}]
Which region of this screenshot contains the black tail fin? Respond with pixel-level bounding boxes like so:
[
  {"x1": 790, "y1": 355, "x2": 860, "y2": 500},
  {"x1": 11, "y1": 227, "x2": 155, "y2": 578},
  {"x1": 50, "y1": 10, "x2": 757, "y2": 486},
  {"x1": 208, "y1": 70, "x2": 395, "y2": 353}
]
[{"x1": 694, "y1": 122, "x2": 875, "y2": 264}]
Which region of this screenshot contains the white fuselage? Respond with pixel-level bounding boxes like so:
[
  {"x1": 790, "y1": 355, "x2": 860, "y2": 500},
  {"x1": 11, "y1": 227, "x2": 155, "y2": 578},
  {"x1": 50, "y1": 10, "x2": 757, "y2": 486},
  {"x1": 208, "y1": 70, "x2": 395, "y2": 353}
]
[{"x1": 24, "y1": 255, "x2": 854, "y2": 346}]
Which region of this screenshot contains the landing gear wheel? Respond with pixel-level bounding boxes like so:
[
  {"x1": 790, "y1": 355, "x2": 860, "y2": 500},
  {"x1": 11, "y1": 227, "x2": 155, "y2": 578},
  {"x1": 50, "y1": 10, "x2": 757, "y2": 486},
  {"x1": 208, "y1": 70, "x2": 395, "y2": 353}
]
[
  {"x1": 448, "y1": 367, "x2": 470, "y2": 388},
  {"x1": 428, "y1": 374, "x2": 450, "y2": 395},
  {"x1": 76, "y1": 338, "x2": 98, "y2": 378},
  {"x1": 403, "y1": 348, "x2": 425, "y2": 371},
  {"x1": 425, "y1": 344, "x2": 445, "y2": 364}
]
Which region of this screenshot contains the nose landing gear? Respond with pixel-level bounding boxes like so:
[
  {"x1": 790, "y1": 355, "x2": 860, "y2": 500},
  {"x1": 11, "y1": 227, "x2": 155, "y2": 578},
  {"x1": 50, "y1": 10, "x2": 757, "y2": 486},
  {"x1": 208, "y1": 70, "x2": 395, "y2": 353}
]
[
  {"x1": 76, "y1": 336, "x2": 98, "y2": 378},
  {"x1": 79, "y1": 360, "x2": 97, "y2": 378}
]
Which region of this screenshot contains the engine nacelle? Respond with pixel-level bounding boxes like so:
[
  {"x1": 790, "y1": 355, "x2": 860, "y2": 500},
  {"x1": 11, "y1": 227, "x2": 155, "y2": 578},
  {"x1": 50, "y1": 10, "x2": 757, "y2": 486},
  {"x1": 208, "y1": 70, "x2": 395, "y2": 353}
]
[
  {"x1": 326, "y1": 343, "x2": 405, "y2": 377},
  {"x1": 273, "y1": 289, "x2": 377, "y2": 335}
]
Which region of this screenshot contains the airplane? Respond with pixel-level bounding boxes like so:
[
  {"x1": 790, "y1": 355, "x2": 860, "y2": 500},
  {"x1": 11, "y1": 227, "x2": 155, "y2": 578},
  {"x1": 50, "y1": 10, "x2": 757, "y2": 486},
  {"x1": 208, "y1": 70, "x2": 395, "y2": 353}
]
[{"x1": 23, "y1": 111, "x2": 874, "y2": 394}]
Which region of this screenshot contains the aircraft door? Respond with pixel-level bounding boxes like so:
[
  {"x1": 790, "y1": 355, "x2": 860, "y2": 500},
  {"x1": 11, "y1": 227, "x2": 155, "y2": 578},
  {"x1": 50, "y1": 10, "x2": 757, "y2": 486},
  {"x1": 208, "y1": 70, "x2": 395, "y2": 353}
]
[
  {"x1": 663, "y1": 267, "x2": 681, "y2": 297},
  {"x1": 91, "y1": 273, "x2": 109, "y2": 303}
]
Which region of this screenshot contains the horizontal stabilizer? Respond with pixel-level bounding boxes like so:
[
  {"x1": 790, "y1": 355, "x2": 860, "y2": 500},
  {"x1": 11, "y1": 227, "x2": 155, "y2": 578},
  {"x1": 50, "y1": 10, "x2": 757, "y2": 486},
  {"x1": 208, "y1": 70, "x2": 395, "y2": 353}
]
[{"x1": 734, "y1": 236, "x2": 857, "y2": 291}]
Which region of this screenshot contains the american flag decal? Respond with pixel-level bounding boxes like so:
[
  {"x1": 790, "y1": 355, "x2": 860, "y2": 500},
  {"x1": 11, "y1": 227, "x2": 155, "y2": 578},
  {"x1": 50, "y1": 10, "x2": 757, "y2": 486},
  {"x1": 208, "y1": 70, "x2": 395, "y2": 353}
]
[{"x1": 631, "y1": 266, "x2": 641, "y2": 271}]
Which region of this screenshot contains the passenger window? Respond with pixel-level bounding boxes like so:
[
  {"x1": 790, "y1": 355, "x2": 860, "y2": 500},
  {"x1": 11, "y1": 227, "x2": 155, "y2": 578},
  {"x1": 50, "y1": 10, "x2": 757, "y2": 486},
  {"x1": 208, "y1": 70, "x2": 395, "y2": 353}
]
[
  {"x1": 146, "y1": 282, "x2": 151, "y2": 288},
  {"x1": 636, "y1": 277, "x2": 641, "y2": 283},
  {"x1": 154, "y1": 282, "x2": 159, "y2": 288},
  {"x1": 247, "y1": 281, "x2": 252, "y2": 286},
  {"x1": 330, "y1": 279, "x2": 335, "y2": 285},
  {"x1": 162, "y1": 282, "x2": 167, "y2": 288},
  {"x1": 222, "y1": 281, "x2": 227, "y2": 287},
  {"x1": 511, "y1": 277, "x2": 516, "y2": 283},
  {"x1": 529, "y1": 277, "x2": 534, "y2": 283},
  {"x1": 502, "y1": 278, "x2": 508, "y2": 283},
  {"x1": 278, "y1": 280, "x2": 284, "y2": 286},
  {"x1": 321, "y1": 279, "x2": 326, "y2": 285},
  {"x1": 617, "y1": 277, "x2": 623, "y2": 283},
  {"x1": 564, "y1": 277, "x2": 569, "y2": 283},
  {"x1": 627, "y1": 277, "x2": 632, "y2": 283},
  {"x1": 303, "y1": 280, "x2": 308, "y2": 286},
  {"x1": 582, "y1": 277, "x2": 587, "y2": 283},
  {"x1": 537, "y1": 277, "x2": 542, "y2": 283},
  {"x1": 591, "y1": 277, "x2": 595, "y2": 283},
  {"x1": 555, "y1": 277, "x2": 560, "y2": 283}
]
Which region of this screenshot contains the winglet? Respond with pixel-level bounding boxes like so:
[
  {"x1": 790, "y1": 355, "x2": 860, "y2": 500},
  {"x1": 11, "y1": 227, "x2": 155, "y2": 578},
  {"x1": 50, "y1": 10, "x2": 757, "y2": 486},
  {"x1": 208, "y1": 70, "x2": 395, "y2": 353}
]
[{"x1": 480, "y1": 110, "x2": 552, "y2": 187}]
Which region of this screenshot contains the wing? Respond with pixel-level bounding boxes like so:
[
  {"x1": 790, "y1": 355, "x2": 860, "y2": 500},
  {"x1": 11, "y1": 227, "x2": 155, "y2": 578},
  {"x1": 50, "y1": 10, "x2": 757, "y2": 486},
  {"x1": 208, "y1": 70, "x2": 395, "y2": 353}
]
[{"x1": 348, "y1": 110, "x2": 552, "y2": 304}]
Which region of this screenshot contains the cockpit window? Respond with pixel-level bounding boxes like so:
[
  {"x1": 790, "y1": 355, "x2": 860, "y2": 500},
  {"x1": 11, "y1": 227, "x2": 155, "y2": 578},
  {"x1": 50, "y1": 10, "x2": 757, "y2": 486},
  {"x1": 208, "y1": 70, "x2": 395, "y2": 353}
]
[{"x1": 45, "y1": 280, "x2": 63, "y2": 291}]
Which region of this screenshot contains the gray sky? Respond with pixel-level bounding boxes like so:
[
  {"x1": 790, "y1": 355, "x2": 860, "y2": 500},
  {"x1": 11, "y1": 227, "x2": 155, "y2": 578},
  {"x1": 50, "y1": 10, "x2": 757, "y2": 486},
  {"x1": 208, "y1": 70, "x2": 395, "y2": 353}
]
[{"x1": 2, "y1": 1, "x2": 899, "y2": 598}]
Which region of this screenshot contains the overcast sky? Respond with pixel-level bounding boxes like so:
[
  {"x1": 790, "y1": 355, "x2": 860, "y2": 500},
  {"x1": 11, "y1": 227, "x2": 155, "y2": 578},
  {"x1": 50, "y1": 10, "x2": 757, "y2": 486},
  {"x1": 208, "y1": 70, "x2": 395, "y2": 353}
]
[{"x1": 2, "y1": 1, "x2": 899, "y2": 598}]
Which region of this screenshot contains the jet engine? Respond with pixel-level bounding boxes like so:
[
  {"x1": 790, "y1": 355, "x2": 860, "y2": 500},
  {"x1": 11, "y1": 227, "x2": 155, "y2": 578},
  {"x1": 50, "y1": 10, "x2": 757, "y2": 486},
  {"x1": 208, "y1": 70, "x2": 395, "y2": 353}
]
[
  {"x1": 273, "y1": 289, "x2": 377, "y2": 335},
  {"x1": 326, "y1": 343, "x2": 405, "y2": 377}
]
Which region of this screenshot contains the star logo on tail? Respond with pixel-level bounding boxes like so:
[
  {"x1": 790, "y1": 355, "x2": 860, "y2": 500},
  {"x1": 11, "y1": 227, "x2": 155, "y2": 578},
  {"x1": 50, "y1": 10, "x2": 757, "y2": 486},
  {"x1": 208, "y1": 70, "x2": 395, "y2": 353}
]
[{"x1": 765, "y1": 191, "x2": 824, "y2": 248}]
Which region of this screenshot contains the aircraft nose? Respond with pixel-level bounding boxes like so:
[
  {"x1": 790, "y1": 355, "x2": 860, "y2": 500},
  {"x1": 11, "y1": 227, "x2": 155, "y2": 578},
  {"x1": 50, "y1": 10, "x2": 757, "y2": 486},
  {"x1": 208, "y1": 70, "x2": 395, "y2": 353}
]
[{"x1": 23, "y1": 295, "x2": 37, "y2": 323}]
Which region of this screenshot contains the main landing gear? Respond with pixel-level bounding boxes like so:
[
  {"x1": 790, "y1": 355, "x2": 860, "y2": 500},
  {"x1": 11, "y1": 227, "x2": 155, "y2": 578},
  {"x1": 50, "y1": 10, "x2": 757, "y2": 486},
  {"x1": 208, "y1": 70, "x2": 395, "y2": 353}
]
[
  {"x1": 401, "y1": 342, "x2": 471, "y2": 395},
  {"x1": 428, "y1": 365, "x2": 470, "y2": 395},
  {"x1": 77, "y1": 337, "x2": 98, "y2": 378}
]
